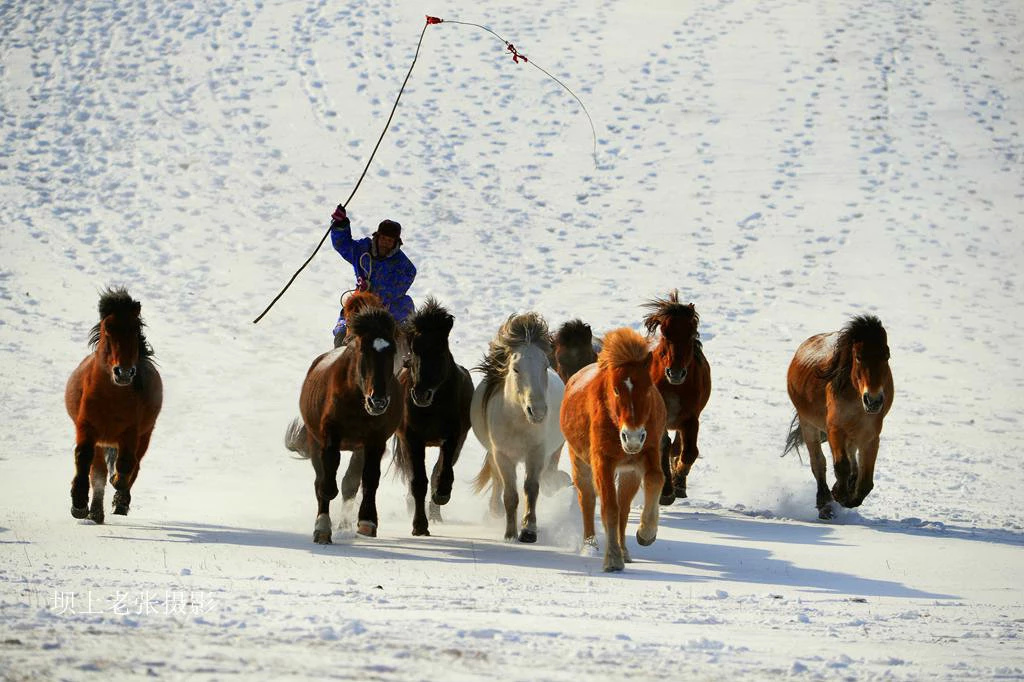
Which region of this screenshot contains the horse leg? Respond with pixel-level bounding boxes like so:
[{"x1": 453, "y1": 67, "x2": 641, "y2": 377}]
[
  {"x1": 112, "y1": 430, "x2": 151, "y2": 516},
  {"x1": 616, "y1": 471, "x2": 640, "y2": 563},
  {"x1": 356, "y1": 442, "x2": 386, "y2": 537},
  {"x1": 828, "y1": 429, "x2": 853, "y2": 507},
  {"x1": 433, "y1": 431, "x2": 466, "y2": 506},
  {"x1": 427, "y1": 457, "x2": 443, "y2": 522},
  {"x1": 802, "y1": 422, "x2": 833, "y2": 519},
  {"x1": 848, "y1": 437, "x2": 879, "y2": 507},
  {"x1": 88, "y1": 446, "x2": 106, "y2": 524},
  {"x1": 594, "y1": 461, "x2": 624, "y2": 572},
  {"x1": 637, "y1": 453, "x2": 663, "y2": 547},
  {"x1": 339, "y1": 448, "x2": 364, "y2": 530},
  {"x1": 675, "y1": 419, "x2": 700, "y2": 498},
  {"x1": 518, "y1": 454, "x2": 542, "y2": 543},
  {"x1": 540, "y1": 444, "x2": 571, "y2": 495},
  {"x1": 110, "y1": 431, "x2": 140, "y2": 516},
  {"x1": 312, "y1": 444, "x2": 341, "y2": 544},
  {"x1": 571, "y1": 453, "x2": 598, "y2": 549},
  {"x1": 404, "y1": 435, "x2": 430, "y2": 537},
  {"x1": 493, "y1": 452, "x2": 519, "y2": 541},
  {"x1": 70, "y1": 431, "x2": 95, "y2": 518},
  {"x1": 658, "y1": 432, "x2": 675, "y2": 505}
]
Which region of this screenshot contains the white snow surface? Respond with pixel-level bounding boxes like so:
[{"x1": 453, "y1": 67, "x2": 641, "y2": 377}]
[{"x1": 2, "y1": 0, "x2": 1023, "y2": 679}]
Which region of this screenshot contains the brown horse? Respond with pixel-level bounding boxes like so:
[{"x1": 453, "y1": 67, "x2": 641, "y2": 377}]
[
  {"x1": 285, "y1": 293, "x2": 403, "y2": 543},
  {"x1": 642, "y1": 291, "x2": 711, "y2": 504},
  {"x1": 550, "y1": 319, "x2": 599, "y2": 383},
  {"x1": 65, "y1": 288, "x2": 163, "y2": 523},
  {"x1": 393, "y1": 298, "x2": 474, "y2": 536},
  {"x1": 785, "y1": 314, "x2": 893, "y2": 520},
  {"x1": 560, "y1": 328, "x2": 666, "y2": 572}
]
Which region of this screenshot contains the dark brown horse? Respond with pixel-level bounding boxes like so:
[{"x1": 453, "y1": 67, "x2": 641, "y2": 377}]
[
  {"x1": 65, "y1": 288, "x2": 163, "y2": 523},
  {"x1": 550, "y1": 319, "x2": 599, "y2": 383},
  {"x1": 285, "y1": 293, "x2": 403, "y2": 543},
  {"x1": 785, "y1": 314, "x2": 893, "y2": 520},
  {"x1": 642, "y1": 291, "x2": 711, "y2": 504},
  {"x1": 393, "y1": 298, "x2": 474, "y2": 536},
  {"x1": 560, "y1": 328, "x2": 666, "y2": 572}
]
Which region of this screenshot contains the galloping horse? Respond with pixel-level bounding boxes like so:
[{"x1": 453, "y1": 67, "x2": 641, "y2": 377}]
[
  {"x1": 393, "y1": 298, "x2": 474, "y2": 536},
  {"x1": 285, "y1": 293, "x2": 403, "y2": 543},
  {"x1": 560, "y1": 328, "x2": 666, "y2": 572},
  {"x1": 784, "y1": 314, "x2": 893, "y2": 520},
  {"x1": 642, "y1": 291, "x2": 711, "y2": 503},
  {"x1": 551, "y1": 319, "x2": 599, "y2": 383},
  {"x1": 65, "y1": 288, "x2": 163, "y2": 523},
  {"x1": 471, "y1": 312, "x2": 566, "y2": 543}
]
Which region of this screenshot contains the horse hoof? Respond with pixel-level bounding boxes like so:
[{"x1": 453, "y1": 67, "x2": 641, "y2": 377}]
[
  {"x1": 113, "y1": 505, "x2": 129, "y2": 516},
  {"x1": 412, "y1": 526, "x2": 430, "y2": 537},
  {"x1": 71, "y1": 506, "x2": 89, "y2": 519},
  {"x1": 659, "y1": 493, "x2": 676, "y2": 506},
  {"x1": 518, "y1": 529, "x2": 537, "y2": 543},
  {"x1": 313, "y1": 530, "x2": 333, "y2": 544},
  {"x1": 673, "y1": 486, "x2": 688, "y2": 499},
  {"x1": 357, "y1": 521, "x2": 377, "y2": 537},
  {"x1": 602, "y1": 561, "x2": 624, "y2": 573},
  {"x1": 818, "y1": 505, "x2": 834, "y2": 521},
  {"x1": 431, "y1": 492, "x2": 450, "y2": 506},
  {"x1": 636, "y1": 529, "x2": 657, "y2": 547},
  {"x1": 87, "y1": 511, "x2": 105, "y2": 525}
]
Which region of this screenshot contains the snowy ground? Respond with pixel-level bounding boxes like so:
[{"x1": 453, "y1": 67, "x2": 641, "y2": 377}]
[{"x1": 2, "y1": 0, "x2": 1023, "y2": 679}]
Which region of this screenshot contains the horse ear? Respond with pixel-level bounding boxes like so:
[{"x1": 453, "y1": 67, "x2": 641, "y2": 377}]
[
  {"x1": 643, "y1": 350, "x2": 654, "y2": 369},
  {"x1": 444, "y1": 314, "x2": 454, "y2": 334},
  {"x1": 131, "y1": 301, "x2": 141, "y2": 318}
]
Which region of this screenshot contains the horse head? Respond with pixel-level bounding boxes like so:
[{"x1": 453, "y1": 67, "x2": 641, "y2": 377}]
[
  {"x1": 348, "y1": 307, "x2": 398, "y2": 416},
  {"x1": 552, "y1": 319, "x2": 597, "y2": 382},
  {"x1": 850, "y1": 334, "x2": 890, "y2": 415},
  {"x1": 403, "y1": 298, "x2": 455, "y2": 408},
  {"x1": 507, "y1": 343, "x2": 552, "y2": 424},
  {"x1": 600, "y1": 329, "x2": 657, "y2": 454},
  {"x1": 90, "y1": 288, "x2": 148, "y2": 387},
  {"x1": 826, "y1": 315, "x2": 891, "y2": 414},
  {"x1": 643, "y1": 292, "x2": 700, "y2": 386},
  {"x1": 478, "y1": 312, "x2": 554, "y2": 425}
]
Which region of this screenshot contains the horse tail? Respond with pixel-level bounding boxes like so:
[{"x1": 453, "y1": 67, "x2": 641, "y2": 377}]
[
  {"x1": 782, "y1": 412, "x2": 803, "y2": 457},
  {"x1": 284, "y1": 418, "x2": 312, "y2": 459},
  {"x1": 472, "y1": 454, "x2": 495, "y2": 495},
  {"x1": 392, "y1": 436, "x2": 412, "y2": 482}
]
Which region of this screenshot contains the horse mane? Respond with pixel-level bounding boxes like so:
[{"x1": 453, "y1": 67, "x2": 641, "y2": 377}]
[
  {"x1": 554, "y1": 319, "x2": 593, "y2": 348},
  {"x1": 820, "y1": 314, "x2": 888, "y2": 393},
  {"x1": 403, "y1": 296, "x2": 453, "y2": 337},
  {"x1": 88, "y1": 287, "x2": 154, "y2": 359},
  {"x1": 347, "y1": 305, "x2": 396, "y2": 342},
  {"x1": 598, "y1": 328, "x2": 649, "y2": 370},
  {"x1": 475, "y1": 312, "x2": 552, "y2": 404},
  {"x1": 344, "y1": 290, "x2": 384, "y2": 324},
  {"x1": 641, "y1": 290, "x2": 706, "y2": 366}
]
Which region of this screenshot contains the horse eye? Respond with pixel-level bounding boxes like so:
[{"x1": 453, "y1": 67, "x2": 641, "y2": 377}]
[{"x1": 613, "y1": 388, "x2": 619, "y2": 397}]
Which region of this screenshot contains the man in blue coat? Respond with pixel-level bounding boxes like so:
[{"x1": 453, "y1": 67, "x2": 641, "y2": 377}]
[{"x1": 329, "y1": 204, "x2": 416, "y2": 347}]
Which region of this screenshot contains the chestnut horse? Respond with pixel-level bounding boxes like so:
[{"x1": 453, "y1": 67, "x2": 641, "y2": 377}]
[
  {"x1": 784, "y1": 314, "x2": 893, "y2": 520},
  {"x1": 642, "y1": 291, "x2": 711, "y2": 504},
  {"x1": 285, "y1": 292, "x2": 403, "y2": 543},
  {"x1": 550, "y1": 319, "x2": 599, "y2": 383},
  {"x1": 393, "y1": 298, "x2": 474, "y2": 536},
  {"x1": 560, "y1": 328, "x2": 666, "y2": 572},
  {"x1": 65, "y1": 288, "x2": 163, "y2": 523},
  {"x1": 471, "y1": 312, "x2": 567, "y2": 543}
]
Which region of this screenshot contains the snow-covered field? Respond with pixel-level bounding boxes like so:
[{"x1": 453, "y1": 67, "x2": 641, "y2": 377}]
[{"x1": 2, "y1": 0, "x2": 1023, "y2": 678}]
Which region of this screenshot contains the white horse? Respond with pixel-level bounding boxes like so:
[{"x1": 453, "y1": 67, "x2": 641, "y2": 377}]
[{"x1": 471, "y1": 312, "x2": 569, "y2": 543}]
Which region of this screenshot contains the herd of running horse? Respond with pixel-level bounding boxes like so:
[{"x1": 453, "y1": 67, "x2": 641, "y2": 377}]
[{"x1": 64, "y1": 287, "x2": 893, "y2": 572}]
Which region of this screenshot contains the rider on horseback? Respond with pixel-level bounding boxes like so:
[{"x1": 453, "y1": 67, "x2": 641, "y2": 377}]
[{"x1": 329, "y1": 204, "x2": 416, "y2": 347}]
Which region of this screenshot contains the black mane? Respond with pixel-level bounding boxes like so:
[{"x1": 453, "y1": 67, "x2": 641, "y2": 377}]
[
  {"x1": 88, "y1": 287, "x2": 154, "y2": 359},
  {"x1": 403, "y1": 297, "x2": 453, "y2": 338},
  {"x1": 821, "y1": 314, "x2": 888, "y2": 392}
]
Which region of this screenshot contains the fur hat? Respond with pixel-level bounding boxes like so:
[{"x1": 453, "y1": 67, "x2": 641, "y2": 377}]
[{"x1": 375, "y1": 219, "x2": 402, "y2": 245}]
